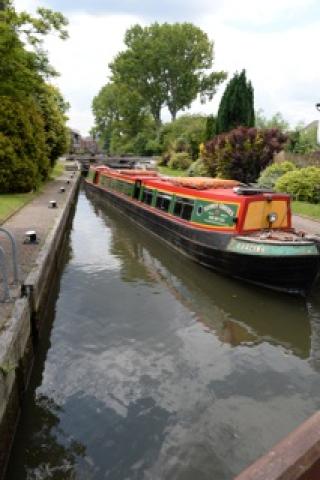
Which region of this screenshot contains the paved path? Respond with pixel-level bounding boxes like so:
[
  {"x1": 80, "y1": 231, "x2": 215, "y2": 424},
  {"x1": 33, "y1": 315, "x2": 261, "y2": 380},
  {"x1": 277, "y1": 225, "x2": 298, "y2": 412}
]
[
  {"x1": 0, "y1": 169, "x2": 79, "y2": 329},
  {"x1": 293, "y1": 215, "x2": 320, "y2": 236}
]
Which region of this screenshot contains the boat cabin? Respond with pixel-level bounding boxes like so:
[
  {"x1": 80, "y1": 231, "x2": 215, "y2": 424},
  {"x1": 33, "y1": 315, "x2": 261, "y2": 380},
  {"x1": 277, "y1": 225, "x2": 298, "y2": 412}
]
[{"x1": 88, "y1": 166, "x2": 291, "y2": 235}]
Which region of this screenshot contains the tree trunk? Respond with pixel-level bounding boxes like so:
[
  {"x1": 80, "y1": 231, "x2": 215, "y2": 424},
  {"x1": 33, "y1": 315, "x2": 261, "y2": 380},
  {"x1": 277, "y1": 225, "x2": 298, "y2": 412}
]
[
  {"x1": 153, "y1": 108, "x2": 162, "y2": 128},
  {"x1": 169, "y1": 105, "x2": 177, "y2": 122}
]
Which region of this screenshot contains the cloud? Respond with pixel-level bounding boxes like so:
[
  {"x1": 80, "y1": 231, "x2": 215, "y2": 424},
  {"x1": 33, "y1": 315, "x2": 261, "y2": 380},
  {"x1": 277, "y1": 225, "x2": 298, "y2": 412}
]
[
  {"x1": 43, "y1": 12, "x2": 142, "y2": 134},
  {"x1": 196, "y1": 15, "x2": 320, "y2": 126},
  {"x1": 219, "y1": 0, "x2": 318, "y2": 29},
  {"x1": 14, "y1": 0, "x2": 320, "y2": 134},
  {"x1": 32, "y1": 0, "x2": 224, "y2": 21}
]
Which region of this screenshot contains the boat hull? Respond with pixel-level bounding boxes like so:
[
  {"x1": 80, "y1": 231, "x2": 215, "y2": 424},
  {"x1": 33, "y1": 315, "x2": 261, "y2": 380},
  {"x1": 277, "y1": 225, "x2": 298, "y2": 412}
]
[{"x1": 85, "y1": 181, "x2": 320, "y2": 295}]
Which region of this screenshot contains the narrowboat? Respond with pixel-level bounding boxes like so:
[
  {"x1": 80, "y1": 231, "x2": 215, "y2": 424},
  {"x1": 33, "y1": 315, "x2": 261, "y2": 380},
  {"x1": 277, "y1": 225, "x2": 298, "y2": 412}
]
[{"x1": 84, "y1": 166, "x2": 320, "y2": 295}]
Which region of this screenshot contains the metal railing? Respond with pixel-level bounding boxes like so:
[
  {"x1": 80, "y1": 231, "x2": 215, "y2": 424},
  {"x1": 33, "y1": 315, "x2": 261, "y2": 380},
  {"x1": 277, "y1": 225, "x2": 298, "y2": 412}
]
[{"x1": 0, "y1": 228, "x2": 19, "y2": 302}]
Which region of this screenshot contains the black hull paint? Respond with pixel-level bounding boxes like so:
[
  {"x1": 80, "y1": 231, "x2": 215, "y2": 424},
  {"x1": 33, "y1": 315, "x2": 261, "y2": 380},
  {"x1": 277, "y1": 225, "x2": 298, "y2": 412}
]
[{"x1": 85, "y1": 181, "x2": 320, "y2": 295}]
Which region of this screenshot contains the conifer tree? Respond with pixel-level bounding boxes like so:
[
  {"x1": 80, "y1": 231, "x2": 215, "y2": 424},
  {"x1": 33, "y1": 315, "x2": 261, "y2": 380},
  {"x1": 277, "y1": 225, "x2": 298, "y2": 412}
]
[
  {"x1": 216, "y1": 70, "x2": 254, "y2": 134},
  {"x1": 205, "y1": 115, "x2": 216, "y2": 140}
]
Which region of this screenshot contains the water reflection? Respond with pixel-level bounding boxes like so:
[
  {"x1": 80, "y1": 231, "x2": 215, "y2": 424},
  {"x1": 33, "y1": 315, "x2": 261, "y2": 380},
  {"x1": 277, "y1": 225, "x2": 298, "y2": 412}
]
[
  {"x1": 87, "y1": 189, "x2": 311, "y2": 359},
  {"x1": 7, "y1": 189, "x2": 320, "y2": 480},
  {"x1": 5, "y1": 220, "x2": 88, "y2": 480}
]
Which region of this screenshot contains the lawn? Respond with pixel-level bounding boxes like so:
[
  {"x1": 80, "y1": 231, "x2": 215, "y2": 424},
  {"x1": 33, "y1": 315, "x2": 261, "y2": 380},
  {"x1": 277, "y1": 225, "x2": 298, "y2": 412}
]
[
  {"x1": 291, "y1": 201, "x2": 320, "y2": 221},
  {"x1": 158, "y1": 166, "x2": 188, "y2": 177},
  {"x1": 0, "y1": 160, "x2": 65, "y2": 224},
  {"x1": 0, "y1": 192, "x2": 37, "y2": 224},
  {"x1": 49, "y1": 160, "x2": 65, "y2": 180}
]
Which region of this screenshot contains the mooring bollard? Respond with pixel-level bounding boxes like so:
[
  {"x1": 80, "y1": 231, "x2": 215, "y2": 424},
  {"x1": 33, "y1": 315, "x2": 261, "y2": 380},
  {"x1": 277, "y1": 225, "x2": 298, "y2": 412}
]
[{"x1": 24, "y1": 230, "x2": 38, "y2": 244}]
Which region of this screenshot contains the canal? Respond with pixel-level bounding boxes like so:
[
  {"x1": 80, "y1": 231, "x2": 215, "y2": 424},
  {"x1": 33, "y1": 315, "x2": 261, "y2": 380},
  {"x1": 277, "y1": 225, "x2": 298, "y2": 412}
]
[{"x1": 6, "y1": 187, "x2": 320, "y2": 480}]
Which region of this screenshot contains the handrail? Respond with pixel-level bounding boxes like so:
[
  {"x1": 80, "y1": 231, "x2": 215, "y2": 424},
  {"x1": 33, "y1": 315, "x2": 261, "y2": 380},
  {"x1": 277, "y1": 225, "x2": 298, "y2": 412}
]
[
  {"x1": 0, "y1": 246, "x2": 10, "y2": 302},
  {"x1": 0, "y1": 227, "x2": 19, "y2": 284}
]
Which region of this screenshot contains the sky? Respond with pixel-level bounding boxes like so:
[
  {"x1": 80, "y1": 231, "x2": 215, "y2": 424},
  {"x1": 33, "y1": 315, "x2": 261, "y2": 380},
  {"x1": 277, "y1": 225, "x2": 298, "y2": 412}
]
[{"x1": 15, "y1": 0, "x2": 320, "y2": 136}]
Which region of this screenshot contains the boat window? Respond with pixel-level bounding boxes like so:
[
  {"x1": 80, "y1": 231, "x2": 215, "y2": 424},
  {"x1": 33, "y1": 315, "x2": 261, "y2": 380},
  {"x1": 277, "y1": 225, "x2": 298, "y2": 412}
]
[
  {"x1": 155, "y1": 193, "x2": 172, "y2": 212},
  {"x1": 197, "y1": 206, "x2": 203, "y2": 215},
  {"x1": 173, "y1": 197, "x2": 194, "y2": 221},
  {"x1": 122, "y1": 182, "x2": 131, "y2": 196},
  {"x1": 142, "y1": 188, "x2": 154, "y2": 205}
]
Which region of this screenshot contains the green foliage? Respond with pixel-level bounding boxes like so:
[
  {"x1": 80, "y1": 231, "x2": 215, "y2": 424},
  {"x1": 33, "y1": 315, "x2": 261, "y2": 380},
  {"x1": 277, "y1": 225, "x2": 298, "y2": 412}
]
[
  {"x1": 0, "y1": 96, "x2": 48, "y2": 192},
  {"x1": 158, "y1": 166, "x2": 188, "y2": 177},
  {"x1": 205, "y1": 115, "x2": 216, "y2": 140},
  {"x1": 291, "y1": 201, "x2": 320, "y2": 220},
  {"x1": 0, "y1": 1, "x2": 68, "y2": 96},
  {"x1": 255, "y1": 109, "x2": 289, "y2": 131},
  {"x1": 0, "y1": 192, "x2": 36, "y2": 224},
  {"x1": 286, "y1": 123, "x2": 318, "y2": 154},
  {"x1": 92, "y1": 82, "x2": 156, "y2": 154},
  {"x1": 275, "y1": 167, "x2": 320, "y2": 203},
  {"x1": 204, "y1": 126, "x2": 287, "y2": 183},
  {"x1": 37, "y1": 84, "x2": 70, "y2": 167},
  {"x1": 93, "y1": 20, "x2": 225, "y2": 157},
  {"x1": 257, "y1": 161, "x2": 296, "y2": 189},
  {"x1": 216, "y1": 70, "x2": 254, "y2": 134},
  {"x1": 159, "y1": 115, "x2": 207, "y2": 159},
  {"x1": 187, "y1": 158, "x2": 209, "y2": 177},
  {"x1": 0, "y1": 132, "x2": 38, "y2": 193},
  {"x1": 110, "y1": 22, "x2": 226, "y2": 123},
  {"x1": 168, "y1": 152, "x2": 193, "y2": 170},
  {"x1": 0, "y1": 1, "x2": 69, "y2": 193}
]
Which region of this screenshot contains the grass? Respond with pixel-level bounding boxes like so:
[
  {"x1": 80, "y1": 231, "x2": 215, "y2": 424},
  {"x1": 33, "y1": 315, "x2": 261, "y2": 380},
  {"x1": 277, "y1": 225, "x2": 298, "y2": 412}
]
[
  {"x1": 0, "y1": 192, "x2": 37, "y2": 224},
  {"x1": 49, "y1": 160, "x2": 65, "y2": 180},
  {"x1": 0, "y1": 160, "x2": 65, "y2": 224},
  {"x1": 291, "y1": 201, "x2": 320, "y2": 220},
  {"x1": 158, "y1": 166, "x2": 188, "y2": 177}
]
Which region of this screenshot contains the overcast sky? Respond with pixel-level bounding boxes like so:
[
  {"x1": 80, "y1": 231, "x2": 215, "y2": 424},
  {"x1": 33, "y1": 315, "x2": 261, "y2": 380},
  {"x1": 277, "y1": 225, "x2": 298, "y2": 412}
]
[{"x1": 15, "y1": 0, "x2": 320, "y2": 135}]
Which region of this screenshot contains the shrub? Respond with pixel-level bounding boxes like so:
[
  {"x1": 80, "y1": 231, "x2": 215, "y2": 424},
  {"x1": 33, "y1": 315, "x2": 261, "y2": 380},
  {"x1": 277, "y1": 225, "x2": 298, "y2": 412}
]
[
  {"x1": 159, "y1": 115, "x2": 207, "y2": 159},
  {"x1": 257, "y1": 161, "x2": 296, "y2": 189},
  {"x1": 157, "y1": 153, "x2": 171, "y2": 166},
  {"x1": 203, "y1": 126, "x2": 287, "y2": 183},
  {"x1": 168, "y1": 152, "x2": 193, "y2": 170},
  {"x1": 0, "y1": 97, "x2": 48, "y2": 192},
  {"x1": 0, "y1": 133, "x2": 38, "y2": 193},
  {"x1": 187, "y1": 158, "x2": 209, "y2": 177},
  {"x1": 275, "y1": 167, "x2": 320, "y2": 203}
]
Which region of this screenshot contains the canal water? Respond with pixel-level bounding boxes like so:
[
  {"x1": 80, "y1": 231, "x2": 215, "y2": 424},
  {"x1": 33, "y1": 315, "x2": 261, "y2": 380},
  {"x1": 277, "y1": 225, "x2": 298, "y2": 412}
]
[{"x1": 6, "y1": 188, "x2": 320, "y2": 480}]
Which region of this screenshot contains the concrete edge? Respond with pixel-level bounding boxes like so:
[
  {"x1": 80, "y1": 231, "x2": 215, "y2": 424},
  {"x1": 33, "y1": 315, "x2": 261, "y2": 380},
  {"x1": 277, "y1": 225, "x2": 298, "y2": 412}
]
[
  {"x1": 0, "y1": 172, "x2": 80, "y2": 480},
  {"x1": 234, "y1": 411, "x2": 320, "y2": 480},
  {"x1": 0, "y1": 297, "x2": 31, "y2": 420},
  {"x1": 23, "y1": 173, "x2": 80, "y2": 312}
]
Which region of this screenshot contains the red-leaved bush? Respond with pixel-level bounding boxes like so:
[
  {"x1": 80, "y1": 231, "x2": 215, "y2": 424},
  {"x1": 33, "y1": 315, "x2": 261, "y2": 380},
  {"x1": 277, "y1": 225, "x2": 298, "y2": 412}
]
[{"x1": 203, "y1": 126, "x2": 287, "y2": 183}]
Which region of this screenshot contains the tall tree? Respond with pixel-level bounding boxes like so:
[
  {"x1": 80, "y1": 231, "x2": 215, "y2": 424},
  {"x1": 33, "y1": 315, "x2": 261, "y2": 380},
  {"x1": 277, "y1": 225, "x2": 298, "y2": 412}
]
[
  {"x1": 216, "y1": 70, "x2": 254, "y2": 134},
  {"x1": 255, "y1": 109, "x2": 289, "y2": 131},
  {"x1": 37, "y1": 84, "x2": 70, "y2": 167},
  {"x1": 205, "y1": 114, "x2": 216, "y2": 140},
  {"x1": 110, "y1": 23, "x2": 226, "y2": 124},
  {"x1": 92, "y1": 82, "x2": 153, "y2": 153},
  {"x1": 0, "y1": 0, "x2": 68, "y2": 96},
  {"x1": 0, "y1": 1, "x2": 69, "y2": 192}
]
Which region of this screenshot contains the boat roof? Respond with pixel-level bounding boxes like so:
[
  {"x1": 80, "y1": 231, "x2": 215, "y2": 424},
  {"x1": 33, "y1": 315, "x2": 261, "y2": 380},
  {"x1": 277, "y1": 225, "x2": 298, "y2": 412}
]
[{"x1": 93, "y1": 166, "x2": 290, "y2": 201}]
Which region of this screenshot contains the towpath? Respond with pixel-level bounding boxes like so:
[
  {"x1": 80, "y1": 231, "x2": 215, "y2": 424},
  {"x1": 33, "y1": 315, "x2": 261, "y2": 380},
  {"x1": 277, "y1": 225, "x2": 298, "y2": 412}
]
[
  {"x1": 293, "y1": 215, "x2": 320, "y2": 236},
  {"x1": 0, "y1": 166, "x2": 79, "y2": 330}
]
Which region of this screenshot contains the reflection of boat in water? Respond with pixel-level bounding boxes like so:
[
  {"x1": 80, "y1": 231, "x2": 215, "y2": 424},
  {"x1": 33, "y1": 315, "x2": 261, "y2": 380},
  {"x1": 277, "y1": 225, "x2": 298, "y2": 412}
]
[
  {"x1": 85, "y1": 166, "x2": 320, "y2": 295},
  {"x1": 85, "y1": 187, "x2": 313, "y2": 359}
]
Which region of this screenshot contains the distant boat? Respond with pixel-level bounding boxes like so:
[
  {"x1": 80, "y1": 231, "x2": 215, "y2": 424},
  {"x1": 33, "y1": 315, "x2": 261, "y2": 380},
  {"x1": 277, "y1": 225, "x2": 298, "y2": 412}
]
[{"x1": 84, "y1": 166, "x2": 320, "y2": 295}]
